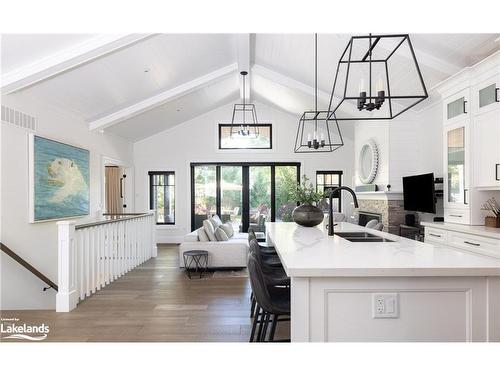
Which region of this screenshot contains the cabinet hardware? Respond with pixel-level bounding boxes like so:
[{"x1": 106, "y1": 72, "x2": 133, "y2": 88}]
[
  {"x1": 496, "y1": 164, "x2": 500, "y2": 181},
  {"x1": 463, "y1": 189, "x2": 468, "y2": 205},
  {"x1": 429, "y1": 233, "x2": 441, "y2": 238},
  {"x1": 450, "y1": 214, "x2": 463, "y2": 218},
  {"x1": 463, "y1": 100, "x2": 467, "y2": 114},
  {"x1": 495, "y1": 87, "x2": 499, "y2": 103},
  {"x1": 464, "y1": 241, "x2": 480, "y2": 247}
]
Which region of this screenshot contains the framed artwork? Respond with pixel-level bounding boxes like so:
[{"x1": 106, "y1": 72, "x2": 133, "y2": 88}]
[{"x1": 29, "y1": 135, "x2": 90, "y2": 222}]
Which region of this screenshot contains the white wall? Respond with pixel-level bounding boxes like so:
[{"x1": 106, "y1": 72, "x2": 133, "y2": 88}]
[
  {"x1": 1, "y1": 94, "x2": 134, "y2": 310},
  {"x1": 134, "y1": 101, "x2": 355, "y2": 243},
  {"x1": 354, "y1": 105, "x2": 443, "y2": 192}
]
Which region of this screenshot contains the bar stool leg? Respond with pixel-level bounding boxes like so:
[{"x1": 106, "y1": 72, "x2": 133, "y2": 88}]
[
  {"x1": 250, "y1": 293, "x2": 256, "y2": 318},
  {"x1": 260, "y1": 313, "x2": 271, "y2": 342},
  {"x1": 249, "y1": 306, "x2": 261, "y2": 342},
  {"x1": 256, "y1": 310, "x2": 267, "y2": 342},
  {"x1": 269, "y1": 314, "x2": 278, "y2": 342}
]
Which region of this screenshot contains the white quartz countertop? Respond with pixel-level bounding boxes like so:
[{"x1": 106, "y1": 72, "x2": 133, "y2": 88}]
[
  {"x1": 265, "y1": 222, "x2": 500, "y2": 277},
  {"x1": 421, "y1": 221, "x2": 500, "y2": 240}
]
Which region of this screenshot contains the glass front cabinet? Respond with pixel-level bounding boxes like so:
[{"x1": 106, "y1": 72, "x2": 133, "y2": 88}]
[
  {"x1": 443, "y1": 119, "x2": 471, "y2": 223},
  {"x1": 443, "y1": 88, "x2": 470, "y2": 125}
]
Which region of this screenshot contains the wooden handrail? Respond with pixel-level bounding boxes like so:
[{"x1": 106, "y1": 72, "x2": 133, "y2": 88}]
[
  {"x1": 75, "y1": 212, "x2": 153, "y2": 230},
  {"x1": 0, "y1": 242, "x2": 58, "y2": 292}
]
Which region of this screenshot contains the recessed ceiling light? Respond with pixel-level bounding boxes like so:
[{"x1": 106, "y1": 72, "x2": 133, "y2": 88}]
[
  {"x1": 144, "y1": 68, "x2": 150, "y2": 73},
  {"x1": 176, "y1": 108, "x2": 182, "y2": 112}
]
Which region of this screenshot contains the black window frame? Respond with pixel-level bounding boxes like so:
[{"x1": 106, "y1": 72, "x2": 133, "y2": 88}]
[
  {"x1": 218, "y1": 123, "x2": 273, "y2": 150},
  {"x1": 316, "y1": 170, "x2": 343, "y2": 213},
  {"x1": 190, "y1": 162, "x2": 300, "y2": 231},
  {"x1": 148, "y1": 171, "x2": 175, "y2": 225}
]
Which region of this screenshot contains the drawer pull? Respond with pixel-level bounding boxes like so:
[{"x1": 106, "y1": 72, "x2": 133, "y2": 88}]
[
  {"x1": 429, "y1": 233, "x2": 442, "y2": 238},
  {"x1": 449, "y1": 214, "x2": 463, "y2": 218},
  {"x1": 464, "y1": 241, "x2": 480, "y2": 247}
]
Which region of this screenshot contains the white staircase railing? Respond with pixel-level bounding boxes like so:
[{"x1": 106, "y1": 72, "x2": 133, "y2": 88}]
[{"x1": 56, "y1": 212, "x2": 157, "y2": 312}]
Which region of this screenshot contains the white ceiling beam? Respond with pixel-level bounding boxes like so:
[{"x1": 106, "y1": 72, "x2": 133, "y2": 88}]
[
  {"x1": 235, "y1": 34, "x2": 251, "y2": 101},
  {"x1": 89, "y1": 63, "x2": 238, "y2": 131},
  {"x1": 1, "y1": 34, "x2": 155, "y2": 94}
]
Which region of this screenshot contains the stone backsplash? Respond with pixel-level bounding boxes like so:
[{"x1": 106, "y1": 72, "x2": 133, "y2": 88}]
[{"x1": 358, "y1": 199, "x2": 405, "y2": 234}]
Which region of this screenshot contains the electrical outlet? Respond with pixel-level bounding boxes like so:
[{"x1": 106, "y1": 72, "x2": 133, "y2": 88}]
[{"x1": 372, "y1": 293, "x2": 399, "y2": 318}]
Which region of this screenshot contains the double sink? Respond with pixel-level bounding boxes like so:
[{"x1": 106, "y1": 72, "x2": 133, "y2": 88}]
[{"x1": 335, "y1": 231, "x2": 395, "y2": 243}]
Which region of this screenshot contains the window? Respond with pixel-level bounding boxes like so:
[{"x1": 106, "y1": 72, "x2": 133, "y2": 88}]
[
  {"x1": 316, "y1": 170, "x2": 343, "y2": 212},
  {"x1": 218, "y1": 124, "x2": 272, "y2": 149},
  {"x1": 149, "y1": 171, "x2": 175, "y2": 225}
]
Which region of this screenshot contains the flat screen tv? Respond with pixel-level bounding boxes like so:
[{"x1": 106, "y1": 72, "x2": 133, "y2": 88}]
[{"x1": 402, "y1": 173, "x2": 436, "y2": 214}]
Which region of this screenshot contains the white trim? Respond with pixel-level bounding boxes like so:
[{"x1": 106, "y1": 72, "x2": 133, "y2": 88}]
[
  {"x1": 235, "y1": 34, "x2": 251, "y2": 101},
  {"x1": 89, "y1": 63, "x2": 239, "y2": 131},
  {"x1": 2, "y1": 34, "x2": 154, "y2": 94}
]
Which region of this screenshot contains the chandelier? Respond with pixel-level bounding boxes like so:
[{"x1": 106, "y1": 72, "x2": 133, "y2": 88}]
[
  {"x1": 294, "y1": 34, "x2": 344, "y2": 153},
  {"x1": 327, "y1": 33, "x2": 428, "y2": 121},
  {"x1": 230, "y1": 71, "x2": 259, "y2": 138}
]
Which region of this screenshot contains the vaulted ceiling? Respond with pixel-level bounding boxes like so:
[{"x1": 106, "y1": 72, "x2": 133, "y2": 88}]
[{"x1": 2, "y1": 33, "x2": 499, "y2": 141}]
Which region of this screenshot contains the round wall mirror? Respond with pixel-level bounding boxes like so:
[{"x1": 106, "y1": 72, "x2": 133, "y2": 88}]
[{"x1": 358, "y1": 139, "x2": 379, "y2": 184}]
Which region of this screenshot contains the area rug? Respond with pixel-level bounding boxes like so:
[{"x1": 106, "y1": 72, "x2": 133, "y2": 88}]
[{"x1": 212, "y1": 269, "x2": 248, "y2": 278}]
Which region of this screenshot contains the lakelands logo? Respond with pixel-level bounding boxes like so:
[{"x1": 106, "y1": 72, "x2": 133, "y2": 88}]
[{"x1": 1, "y1": 317, "x2": 49, "y2": 341}]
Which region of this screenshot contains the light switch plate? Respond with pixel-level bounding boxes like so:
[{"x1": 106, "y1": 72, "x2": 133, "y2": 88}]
[{"x1": 372, "y1": 293, "x2": 399, "y2": 319}]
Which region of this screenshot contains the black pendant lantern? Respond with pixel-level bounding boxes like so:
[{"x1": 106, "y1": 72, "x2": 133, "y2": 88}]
[
  {"x1": 327, "y1": 33, "x2": 428, "y2": 121},
  {"x1": 230, "y1": 71, "x2": 259, "y2": 138},
  {"x1": 294, "y1": 34, "x2": 344, "y2": 153}
]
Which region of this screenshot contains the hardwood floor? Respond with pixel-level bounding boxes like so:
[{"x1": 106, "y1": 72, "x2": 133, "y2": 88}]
[{"x1": 1, "y1": 245, "x2": 290, "y2": 342}]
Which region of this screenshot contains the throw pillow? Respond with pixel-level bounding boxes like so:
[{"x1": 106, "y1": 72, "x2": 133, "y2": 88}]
[
  {"x1": 215, "y1": 227, "x2": 229, "y2": 241},
  {"x1": 197, "y1": 228, "x2": 210, "y2": 242},
  {"x1": 209, "y1": 214, "x2": 223, "y2": 229},
  {"x1": 203, "y1": 219, "x2": 217, "y2": 241},
  {"x1": 219, "y1": 223, "x2": 234, "y2": 238}
]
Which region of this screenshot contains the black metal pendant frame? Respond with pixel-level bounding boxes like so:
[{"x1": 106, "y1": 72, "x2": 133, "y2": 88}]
[
  {"x1": 230, "y1": 71, "x2": 260, "y2": 138},
  {"x1": 294, "y1": 33, "x2": 344, "y2": 154},
  {"x1": 327, "y1": 34, "x2": 428, "y2": 121},
  {"x1": 294, "y1": 110, "x2": 344, "y2": 153}
]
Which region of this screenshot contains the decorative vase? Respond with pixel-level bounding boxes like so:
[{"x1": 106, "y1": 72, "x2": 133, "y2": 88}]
[{"x1": 292, "y1": 204, "x2": 324, "y2": 227}]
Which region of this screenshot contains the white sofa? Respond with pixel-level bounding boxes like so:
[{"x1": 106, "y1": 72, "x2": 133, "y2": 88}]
[{"x1": 179, "y1": 229, "x2": 249, "y2": 268}]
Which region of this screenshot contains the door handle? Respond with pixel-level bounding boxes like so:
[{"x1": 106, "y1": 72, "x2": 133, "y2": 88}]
[
  {"x1": 463, "y1": 100, "x2": 467, "y2": 114},
  {"x1": 496, "y1": 164, "x2": 500, "y2": 181},
  {"x1": 463, "y1": 189, "x2": 468, "y2": 205},
  {"x1": 495, "y1": 87, "x2": 499, "y2": 103},
  {"x1": 464, "y1": 241, "x2": 480, "y2": 247},
  {"x1": 120, "y1": 177, "x2": 124, "y2": 198}
]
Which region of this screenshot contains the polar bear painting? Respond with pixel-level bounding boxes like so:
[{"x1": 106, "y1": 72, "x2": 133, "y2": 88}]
[
  {"x1": 47, "y1": 158, "x2": 88, "y2": 203},
  {"x1": 33, "y1": 136, "x2": 89, "y2": 221}
]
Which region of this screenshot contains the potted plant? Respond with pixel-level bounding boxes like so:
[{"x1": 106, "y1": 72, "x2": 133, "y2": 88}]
[{"x1": 288, "y1": 175, "x2": 325, "y2": 227}]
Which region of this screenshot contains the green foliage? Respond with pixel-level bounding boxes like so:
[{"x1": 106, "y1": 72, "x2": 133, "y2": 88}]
[{"x1": 287, "y1": 174, "x2": 323, "y2": 205}]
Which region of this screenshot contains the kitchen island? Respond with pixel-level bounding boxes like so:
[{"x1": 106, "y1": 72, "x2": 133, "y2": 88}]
[{"x1": 265, "y1": 222, "x2": 500, "y2": 342}]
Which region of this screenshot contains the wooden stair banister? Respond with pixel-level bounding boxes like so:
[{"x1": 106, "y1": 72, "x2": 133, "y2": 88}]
[{"x1": 0, "y1": 242, "x2": 58, "y2": 292}]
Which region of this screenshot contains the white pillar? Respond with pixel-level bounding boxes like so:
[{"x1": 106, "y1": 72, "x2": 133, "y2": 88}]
[
  {"x1": 150, "y1": 211, "x2": 158, "y2": 257},
  {"x1": 56, "y1": 221, "x2": 79, "y2": 312}
]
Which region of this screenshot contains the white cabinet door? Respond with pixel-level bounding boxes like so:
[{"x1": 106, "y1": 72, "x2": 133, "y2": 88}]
[
  {"x1": 473, "y1": 109, "x2": 500, "y2": 188},
  {"x1": 444, "y1": 120, "x2": 470, "y2": 210},
  {"x1": 443, "y1": 88, "x2": 470, "y2": 126}
]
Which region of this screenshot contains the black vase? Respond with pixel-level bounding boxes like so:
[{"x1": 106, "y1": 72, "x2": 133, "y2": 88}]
[{"x1": 292, "y1": 204, "x2": 324, "y2": 227}]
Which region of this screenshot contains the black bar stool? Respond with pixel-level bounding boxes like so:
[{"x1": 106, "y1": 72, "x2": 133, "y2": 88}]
[{"x1": 248, "y1": 253, "x2": 290, "y2": 342}]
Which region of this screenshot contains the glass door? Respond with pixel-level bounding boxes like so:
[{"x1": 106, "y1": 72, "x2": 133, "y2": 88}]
[
  {"x1": 192, "y1": 165, "x2": 217, "y2": 230},
  {"x1": 446, "y1": 125, "x2": 467, "y2": 206},
  {"x1": 275, "y1": 165, "x2": 298, "y2": 222},
  {"x1": 220, "y1": 166, "x2": 243, "y2": 232},
  {"x1": 249, "y1": 166, "x2": 272, "y2": 232}
]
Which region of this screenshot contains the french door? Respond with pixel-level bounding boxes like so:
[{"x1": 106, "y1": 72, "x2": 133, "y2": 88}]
[{"x1": 191, "y1": 162, "x2": 300, "y2": 232}]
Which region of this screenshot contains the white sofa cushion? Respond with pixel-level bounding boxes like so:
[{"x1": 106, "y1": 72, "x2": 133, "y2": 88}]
[
  {"x1": 215, "y1": 227, "x2": 229, "y2": 241},
  {"x1": 197, "y1": 228, "x2": 209, "y2": 242},
  {"x1": 219, "y1": 223, "x2": 234, "y2": 238},
  {"x1": 209, "y1": 214, "x2": 223, "y2": 229},
  {"x1": 203, "y1": 219, "x2": 217, "y2": 241}
]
